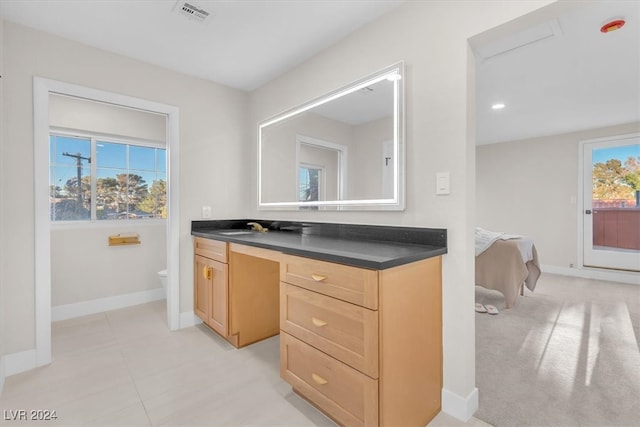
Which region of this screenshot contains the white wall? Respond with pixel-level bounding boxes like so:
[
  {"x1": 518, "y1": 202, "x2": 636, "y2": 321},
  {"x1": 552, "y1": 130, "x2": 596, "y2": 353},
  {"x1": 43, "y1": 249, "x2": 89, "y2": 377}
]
[
  {"x1": 477, "y1": 122, "x2": 640, "y2": 269},
  {"x1": 249, "y1": 0, "x2": 557, "y2": 416},
  {"x1": 51, "y1": 223, "x2": 166, "y2": 306},
  {"x1": 49, "y1": 94, "x2": 166, "y2": 142},
  {"x1": 0, "y1": 20, "x2": 248, "y2": 355},
  {"x1": 351, "y1": 116, "x2": 392, "y2": 199}
]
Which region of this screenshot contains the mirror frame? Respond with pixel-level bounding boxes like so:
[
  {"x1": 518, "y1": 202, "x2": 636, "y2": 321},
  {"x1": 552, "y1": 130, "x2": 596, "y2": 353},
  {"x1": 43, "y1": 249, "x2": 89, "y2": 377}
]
[{"x1": 257, "y1": 61, "x2": 405, "y2": 211}]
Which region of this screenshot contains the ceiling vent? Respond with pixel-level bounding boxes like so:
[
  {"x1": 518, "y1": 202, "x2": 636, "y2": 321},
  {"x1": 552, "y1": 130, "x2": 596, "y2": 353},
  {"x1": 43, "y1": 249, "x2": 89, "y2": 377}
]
[
  {"x1": 173, "y1": 1, "x2": 211, "y2": 24},
  {"x1": 475, "y1": 19, "x2": 563, "y2": 63}
]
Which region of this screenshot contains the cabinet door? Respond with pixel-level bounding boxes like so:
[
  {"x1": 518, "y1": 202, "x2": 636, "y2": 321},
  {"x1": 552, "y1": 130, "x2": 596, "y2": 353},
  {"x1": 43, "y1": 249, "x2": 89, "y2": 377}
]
[
  {"x1": 194, "y1": 255, "x2": 210, "y2": 322},
  {"x1": 194, "y1": 255, "x2": 228, "y2": 337},
  {"x1": 208, "y1": 259, "x2": 228, "y2": 337}
]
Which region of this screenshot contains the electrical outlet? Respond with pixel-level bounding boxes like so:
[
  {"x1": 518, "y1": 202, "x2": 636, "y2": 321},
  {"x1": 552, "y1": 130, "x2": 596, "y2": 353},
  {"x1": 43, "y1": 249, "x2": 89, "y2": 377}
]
[{"x1": 201, "y1": 206, "x2": 212, "y2": 218}]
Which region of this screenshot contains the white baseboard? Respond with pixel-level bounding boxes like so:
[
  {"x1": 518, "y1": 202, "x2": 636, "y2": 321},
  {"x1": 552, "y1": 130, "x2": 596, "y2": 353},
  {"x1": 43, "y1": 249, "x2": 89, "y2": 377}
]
[
  {"x1": 3, "y1": 349, "x2": 37, "y2": 378},
  {"x1": 541, "y1": 264, "x2": 639, "y2": 285},
  {"x1": 52, "y1": 288, "x2": 166, "y2": 322},
  {"x1": 441, "y1": 387, "x2": 479, "y2": 422},
  {"x1": 180, "y1": 311, "x2": 203, "y2": 329}
]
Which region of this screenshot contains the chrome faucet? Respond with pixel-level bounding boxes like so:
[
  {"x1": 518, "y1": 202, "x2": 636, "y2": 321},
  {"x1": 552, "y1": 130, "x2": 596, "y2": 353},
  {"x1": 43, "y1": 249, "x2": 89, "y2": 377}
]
[{"x1": 247, "y1": 222, "x2": 268, "y2": 232}]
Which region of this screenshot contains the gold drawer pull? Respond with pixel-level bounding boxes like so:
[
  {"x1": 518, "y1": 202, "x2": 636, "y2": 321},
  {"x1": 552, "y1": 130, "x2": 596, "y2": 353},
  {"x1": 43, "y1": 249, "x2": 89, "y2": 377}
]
[
  {"x1": 311, "y1": 317, "x2": 328, "y2": 327},
  {"x1": 311, "y1": 373, "x2": 328, "y2": 385},
  {"x1": 203, "y1": 266, "x2": 212, "y2": 280},
  {"x1": 311, "y1": 274, "x2": 327, "y2": 282}
]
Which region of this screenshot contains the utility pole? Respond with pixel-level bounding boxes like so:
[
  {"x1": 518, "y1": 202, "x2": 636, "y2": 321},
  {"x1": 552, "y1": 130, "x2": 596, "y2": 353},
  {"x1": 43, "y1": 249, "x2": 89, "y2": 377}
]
[{"x1": 62, "y1": 152, "x2": 91, "y2": 214}]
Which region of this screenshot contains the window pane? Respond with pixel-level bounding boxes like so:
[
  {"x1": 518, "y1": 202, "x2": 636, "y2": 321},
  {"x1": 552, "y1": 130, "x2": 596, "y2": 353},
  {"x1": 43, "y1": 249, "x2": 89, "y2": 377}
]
[
  {"x1": 97, "y1": 141, "x2": 126, "y2": 169},
  {"x1": 96, "y1": 169, "x2": 128, "y2": 220},
  {"x1": 50, "y1": 134, "x2": 91, "y2": 221},
  {"x1": 299, "y1": 166, "x2": 320, "y2": 202},
  {"x1": 157, "y1": 149, "x2": 166, "y2": 172},
  {"x1": 51, "y1": 135, "x2": 91, "y2": 166},
  {"x1": 299, "y1": 168, "x2": 310, "y2": 201},
  {"x1": 137, "y1": 176, "x2": 166, "y2": 219},
  {"x1": 130, "y1": 145, "x2": 156, "y2": 171},
  {"x1": 50, "y1": 165, "x2": 90, "y2": 221},
  {"x1": 127, "y1": 171, "x2": 150, "y2": 218}
]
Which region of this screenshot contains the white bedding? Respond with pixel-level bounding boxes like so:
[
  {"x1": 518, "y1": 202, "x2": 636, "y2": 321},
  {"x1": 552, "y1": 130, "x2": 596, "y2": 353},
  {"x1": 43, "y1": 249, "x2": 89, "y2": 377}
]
[{"x1": 475, "y1": 227, "x2": 533, "y2": 263}]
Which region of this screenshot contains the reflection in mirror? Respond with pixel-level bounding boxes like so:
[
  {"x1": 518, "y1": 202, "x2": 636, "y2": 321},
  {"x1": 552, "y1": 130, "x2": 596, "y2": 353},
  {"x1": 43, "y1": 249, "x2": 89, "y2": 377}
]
[{"x1": 258, "y1": 61, "x2": 404, "y2": 210}]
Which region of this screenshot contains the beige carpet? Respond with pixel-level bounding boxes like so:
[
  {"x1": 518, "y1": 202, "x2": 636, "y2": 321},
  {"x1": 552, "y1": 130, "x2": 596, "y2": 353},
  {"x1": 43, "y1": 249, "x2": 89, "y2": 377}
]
[{"x1": 475, "y1": 273, "x2": 640, "y2": 427}]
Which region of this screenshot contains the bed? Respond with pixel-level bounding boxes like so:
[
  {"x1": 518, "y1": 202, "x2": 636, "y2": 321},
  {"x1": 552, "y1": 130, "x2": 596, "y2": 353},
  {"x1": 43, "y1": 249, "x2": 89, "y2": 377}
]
[{"x1": 475, "y1": 228, "x2": 541, "y2": 308}]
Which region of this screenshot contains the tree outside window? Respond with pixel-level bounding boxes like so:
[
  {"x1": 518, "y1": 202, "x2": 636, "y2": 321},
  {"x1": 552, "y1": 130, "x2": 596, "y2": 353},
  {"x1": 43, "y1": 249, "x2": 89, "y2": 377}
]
[{"x1": 592, "y1": 145, "x2": 640, "y2": 208}]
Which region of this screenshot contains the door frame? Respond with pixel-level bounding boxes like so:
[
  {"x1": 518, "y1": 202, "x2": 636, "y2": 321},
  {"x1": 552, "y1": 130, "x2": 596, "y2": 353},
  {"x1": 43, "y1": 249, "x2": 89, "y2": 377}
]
[
  {"x1": 578, "y1": 132, "x2": 640, "y2": 272},
  {"x1": 295, "y1": 134, "x2": 348, "y2": 202},
  {"x1": 33, "y1": 77, "x2": 180, "y2": 367}
]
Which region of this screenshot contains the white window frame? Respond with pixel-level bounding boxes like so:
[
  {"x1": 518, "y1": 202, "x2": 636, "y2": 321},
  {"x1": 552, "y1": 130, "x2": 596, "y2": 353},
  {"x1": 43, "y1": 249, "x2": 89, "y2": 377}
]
[{"x1": 49, "y1": 127, "x2": 167, "y2": 224}]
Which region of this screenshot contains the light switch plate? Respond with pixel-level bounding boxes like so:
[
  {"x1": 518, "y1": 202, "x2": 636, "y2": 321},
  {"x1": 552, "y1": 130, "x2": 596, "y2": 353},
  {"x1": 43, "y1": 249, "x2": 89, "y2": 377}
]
[
  {"x1": 436, "y1": 172, "x2": 450, "y2": 195},
  {"x1": 202, "y1": 206, "x2": 212, "y2": 218}
]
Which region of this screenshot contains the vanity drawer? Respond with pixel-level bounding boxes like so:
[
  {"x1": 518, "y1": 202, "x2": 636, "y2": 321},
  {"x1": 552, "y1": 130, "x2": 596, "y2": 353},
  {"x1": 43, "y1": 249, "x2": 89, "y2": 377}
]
[
  {"x1": 280, "y1": 255, "x2": 378, "y2": 309},
  {"x1": 280, "y1": 332, "x2": 378, "y2": 427},
  {"x1": 194, "y1": 237, "x2": 227, "y2": 263},
  {"x1": 280, "y1": 283, "x2": 378, "y2": 378}
]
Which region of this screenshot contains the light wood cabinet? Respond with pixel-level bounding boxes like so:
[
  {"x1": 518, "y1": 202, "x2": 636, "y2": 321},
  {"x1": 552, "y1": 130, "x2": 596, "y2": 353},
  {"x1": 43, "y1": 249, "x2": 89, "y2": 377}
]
[
  {"x1": 280, "y1": 283, "x2": 379, "y2": 378},
  {"x1": 194, "y1": 245, "x2": 228, "y2": 337},
  {"x1": 280, "y1": 254, "x2": 442, "y2": 427},
  {"x1": 194, "y1": 237, "x2": 280, "y2": 348},
  {"x1": 194, "y1": 235, "x2": 443, "y2": 426},
  {"x1": 280, "y1": 332, "x2": 379, "y2": 427},
  {"x1": 280, "y1": 256, "x2": 379, "y2": 309},
  {"x1": 227, "y1": 243, "x2": 280, "y2": 347}
]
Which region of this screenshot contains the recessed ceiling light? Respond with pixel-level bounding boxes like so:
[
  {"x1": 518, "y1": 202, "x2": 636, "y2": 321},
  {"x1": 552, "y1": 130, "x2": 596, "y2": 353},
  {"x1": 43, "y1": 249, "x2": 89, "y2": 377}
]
[{"x1": 491, "y1": 103, "x2": 506, "y2": 110}]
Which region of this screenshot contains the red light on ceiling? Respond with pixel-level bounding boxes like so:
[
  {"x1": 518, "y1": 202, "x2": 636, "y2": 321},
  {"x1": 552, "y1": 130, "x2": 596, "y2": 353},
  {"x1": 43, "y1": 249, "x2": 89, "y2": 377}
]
[{"x1": 600, "y1": 19, "x2": 625, "y2": 33}]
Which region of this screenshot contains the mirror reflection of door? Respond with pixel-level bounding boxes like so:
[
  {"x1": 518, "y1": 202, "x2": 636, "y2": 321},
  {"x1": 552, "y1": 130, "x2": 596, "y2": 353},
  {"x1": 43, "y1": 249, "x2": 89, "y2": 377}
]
[
  {"x1": 296, "y1": 135, "x2": 347, "y2": 203},
  {"x1": 582, "y1": 134, "x2": 640, "y2": 272},
  {"x1": 382, "y1": 140, "x2": 394, "y2": 199}
]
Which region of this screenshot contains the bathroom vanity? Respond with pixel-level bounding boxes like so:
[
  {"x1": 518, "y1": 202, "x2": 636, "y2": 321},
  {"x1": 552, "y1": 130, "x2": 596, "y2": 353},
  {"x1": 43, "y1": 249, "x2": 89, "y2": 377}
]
[{"x1": 192, "y1": 220, "x2": 446, "y2": 427}]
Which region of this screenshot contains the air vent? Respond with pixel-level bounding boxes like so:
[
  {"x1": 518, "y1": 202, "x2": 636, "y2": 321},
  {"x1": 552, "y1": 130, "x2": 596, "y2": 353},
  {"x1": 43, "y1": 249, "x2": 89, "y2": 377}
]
[
  {"x1": 173, "y1": 1, "x2": 211, "y2": 23},
  {"x1": 475, "y1": 19, "x2": 563, "y2": 62}
]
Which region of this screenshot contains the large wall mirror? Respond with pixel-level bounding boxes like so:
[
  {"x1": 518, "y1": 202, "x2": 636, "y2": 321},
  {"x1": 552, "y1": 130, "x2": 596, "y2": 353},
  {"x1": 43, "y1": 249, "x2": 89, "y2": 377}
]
[{"x1": 258, "y1": 61, "x2": 405, "y2": 210}]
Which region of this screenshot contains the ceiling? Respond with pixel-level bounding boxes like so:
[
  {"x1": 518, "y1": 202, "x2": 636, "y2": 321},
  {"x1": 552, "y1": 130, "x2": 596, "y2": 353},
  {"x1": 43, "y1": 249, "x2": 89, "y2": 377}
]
[
  {"x1": 0, "y1": 0, "x2": 638, "y2": 145},
  {"x1": 0, "y1": 0, "x2": 404, "y2": 91},
  {"x1": 474, "y1": 0, "x2": 639, "y2": 144}
]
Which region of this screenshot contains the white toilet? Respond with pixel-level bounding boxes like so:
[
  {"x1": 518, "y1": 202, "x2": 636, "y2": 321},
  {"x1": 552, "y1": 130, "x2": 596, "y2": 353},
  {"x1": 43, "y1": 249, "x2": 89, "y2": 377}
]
[{"x1": 158, "y1": 269, "x2": 167, "y2": 297}]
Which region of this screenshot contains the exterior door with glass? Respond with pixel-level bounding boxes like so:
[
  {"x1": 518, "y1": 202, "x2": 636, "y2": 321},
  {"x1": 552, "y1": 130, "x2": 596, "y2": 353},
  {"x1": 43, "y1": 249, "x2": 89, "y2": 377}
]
[{"x1": 582, "y1": 134, "x2": 640, "y2": 272}]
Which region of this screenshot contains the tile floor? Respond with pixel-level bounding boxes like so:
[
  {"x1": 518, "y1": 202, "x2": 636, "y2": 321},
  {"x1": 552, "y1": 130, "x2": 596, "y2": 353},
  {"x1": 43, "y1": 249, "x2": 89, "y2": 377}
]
[{"x1": 0, "y1": 301, "x2": 489, "y2": 427}]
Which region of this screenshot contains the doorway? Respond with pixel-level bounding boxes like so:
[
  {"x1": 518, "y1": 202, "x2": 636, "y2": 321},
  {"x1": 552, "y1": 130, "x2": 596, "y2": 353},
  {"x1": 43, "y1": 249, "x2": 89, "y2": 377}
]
[
  {"x1": 33, "y1": 78, "x2": 180, "y2": 367},
  {"x1": 581, "y1": 133, "x2": 640, "y2": 272},
  {"x1": 295, "y1": 135, "x2": 347, "y2": 202}
]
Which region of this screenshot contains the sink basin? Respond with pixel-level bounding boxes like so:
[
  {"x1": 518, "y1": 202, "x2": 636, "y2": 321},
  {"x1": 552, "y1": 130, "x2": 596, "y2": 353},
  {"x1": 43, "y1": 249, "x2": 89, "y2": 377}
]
[{"x1": 218, "y1": 231, "x2": 254, "y2": 236}]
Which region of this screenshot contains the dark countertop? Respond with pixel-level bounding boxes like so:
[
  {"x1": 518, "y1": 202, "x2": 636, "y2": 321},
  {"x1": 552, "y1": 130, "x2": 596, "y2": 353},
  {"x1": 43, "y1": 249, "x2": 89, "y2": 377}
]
[{"x1": 192, "y1": 220, "x2": 447, "y2": 270}]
